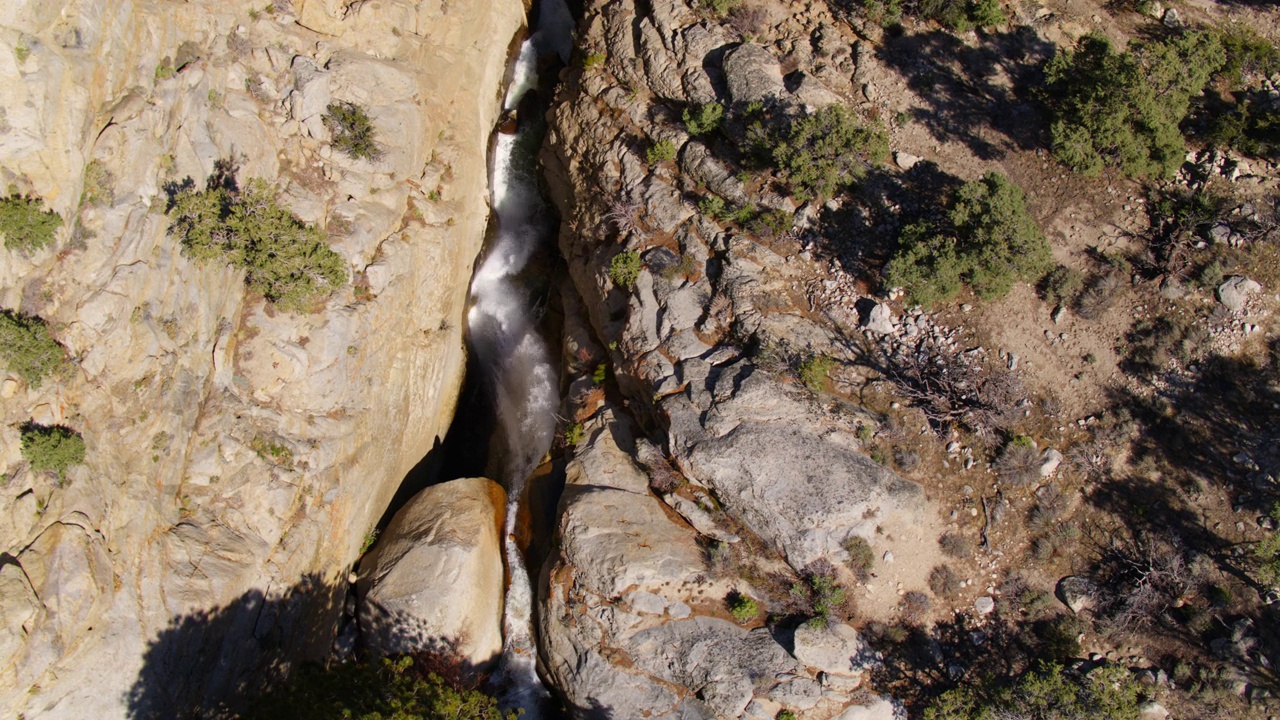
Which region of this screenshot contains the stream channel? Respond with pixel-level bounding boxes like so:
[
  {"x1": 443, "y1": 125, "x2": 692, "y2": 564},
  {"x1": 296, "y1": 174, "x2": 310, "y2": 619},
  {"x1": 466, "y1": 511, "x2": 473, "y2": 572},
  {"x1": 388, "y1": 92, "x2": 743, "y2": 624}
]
[{"x1": 463, "y1": 1, "x2": 574, "y2": 715}]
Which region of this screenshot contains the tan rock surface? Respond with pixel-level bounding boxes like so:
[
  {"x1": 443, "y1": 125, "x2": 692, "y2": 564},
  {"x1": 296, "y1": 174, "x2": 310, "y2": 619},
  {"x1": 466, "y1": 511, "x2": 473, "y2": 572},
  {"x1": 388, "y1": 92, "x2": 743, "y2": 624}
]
[{"x1": 0, "y1": 0, "x2": 524, "y2": 716}]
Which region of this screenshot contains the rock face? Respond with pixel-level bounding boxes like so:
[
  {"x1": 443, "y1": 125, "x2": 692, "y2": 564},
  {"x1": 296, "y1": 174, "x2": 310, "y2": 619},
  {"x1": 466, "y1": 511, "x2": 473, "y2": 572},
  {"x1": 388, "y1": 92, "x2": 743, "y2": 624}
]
[
  {"x1": 540, "y1": 0, "x2": 928, "y2": 715},
  {"x1": 358, "y1": 477, "x2": 506, "y2": 670},
  {"x1": 0, "y1": 0, "x2": 523, "y2": 716}
]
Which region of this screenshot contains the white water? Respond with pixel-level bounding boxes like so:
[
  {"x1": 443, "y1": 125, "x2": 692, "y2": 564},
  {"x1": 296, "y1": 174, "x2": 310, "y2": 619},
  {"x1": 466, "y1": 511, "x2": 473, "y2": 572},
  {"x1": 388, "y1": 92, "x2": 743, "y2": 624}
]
[{"x1": 469, "y1": 6, "x2": 571, "y2": 713}]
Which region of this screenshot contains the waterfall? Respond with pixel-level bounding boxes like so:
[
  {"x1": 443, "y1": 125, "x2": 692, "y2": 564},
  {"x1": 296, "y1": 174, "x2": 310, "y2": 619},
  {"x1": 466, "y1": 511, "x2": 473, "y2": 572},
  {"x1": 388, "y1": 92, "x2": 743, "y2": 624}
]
[{"x1": 469, "y1": 3, "x2": 571, "y2": 714}]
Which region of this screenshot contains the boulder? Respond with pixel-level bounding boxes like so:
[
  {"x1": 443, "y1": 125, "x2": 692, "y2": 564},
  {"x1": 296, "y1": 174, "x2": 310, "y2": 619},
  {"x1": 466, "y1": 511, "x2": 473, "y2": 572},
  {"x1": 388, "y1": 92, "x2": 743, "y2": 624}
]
[
  {"x1": 358, "y1": 477, "x2": 506, "y2": 669},
  {"x1": 860, "y1": 302, "x2": 896, "y2": 335},
  {"x1": 837, "y1": 697, "x2": 902, "y2": 720},
  {"x1": 894, "y1": 152, "x2": 921, "y2": 171},
  {"x1": 1055, "y1": 576, "x2": 1099, "y2": 614},
  {"x1": 723, "y1": 44, "x2": 786, "y2": 103},
  {"x1": 974, "y1": 596, "x2": 995, "y2": 615},
  {"x1": 1218, "y1": 276, "x2": 1261, "y2": 312},
  {"x1": 1038, "y1": 448, "x2": 1064, "y2": 478},
  {"x1": 792, "y1": 622, "x2": 866, "y2": 678}
]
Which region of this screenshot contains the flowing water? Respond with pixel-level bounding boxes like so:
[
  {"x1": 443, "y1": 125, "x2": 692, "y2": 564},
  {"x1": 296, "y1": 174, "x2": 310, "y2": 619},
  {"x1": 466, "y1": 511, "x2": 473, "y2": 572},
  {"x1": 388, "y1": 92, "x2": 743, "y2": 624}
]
[{"x1": 468, "y1": 3, "x2": 572, "y2": 714}]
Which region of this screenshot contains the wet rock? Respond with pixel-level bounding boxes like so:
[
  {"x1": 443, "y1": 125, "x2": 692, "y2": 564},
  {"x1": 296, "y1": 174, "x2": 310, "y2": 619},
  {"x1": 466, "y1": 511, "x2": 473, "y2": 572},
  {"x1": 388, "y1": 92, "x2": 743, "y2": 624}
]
[{"x1": 357, "y1": 477, "x2": 506, "y2": 669}]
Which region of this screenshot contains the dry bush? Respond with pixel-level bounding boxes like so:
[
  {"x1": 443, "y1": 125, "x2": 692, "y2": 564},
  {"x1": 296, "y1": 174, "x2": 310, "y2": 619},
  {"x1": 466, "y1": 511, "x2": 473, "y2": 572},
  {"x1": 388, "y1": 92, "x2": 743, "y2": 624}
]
[
  {"x1": 900, "y1": 590, "x2": 932, "y2": 622},
  {"x1": 1094, "y1": 533, "x2": 1198, "y2": 633},
  {"x1": 729, "y1": 4, "x2": 769, "y2": 35},
  {"x1": 1028, "y1": 486, "x2": 1070, "y2": 533},
  {"x1": 929, "y1": 565, "x2": 962, "y2": 599},
  {"x1": 1075, "y1": 268, "x2": 1124, "y2": 320},
  {"x1": 995, "y1": 439, "x2": 1041, "y2": 487},
  {"x1": 939, "y1": 532, "x2": 974, "y2": 559}
]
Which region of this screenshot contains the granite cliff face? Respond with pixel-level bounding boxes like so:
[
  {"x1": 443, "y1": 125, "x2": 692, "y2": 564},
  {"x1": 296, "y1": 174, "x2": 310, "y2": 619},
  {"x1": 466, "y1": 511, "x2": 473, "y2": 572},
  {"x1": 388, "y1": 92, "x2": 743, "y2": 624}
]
[{"x1": 0, "y1": 0, "x2": 522, "y2": 716}]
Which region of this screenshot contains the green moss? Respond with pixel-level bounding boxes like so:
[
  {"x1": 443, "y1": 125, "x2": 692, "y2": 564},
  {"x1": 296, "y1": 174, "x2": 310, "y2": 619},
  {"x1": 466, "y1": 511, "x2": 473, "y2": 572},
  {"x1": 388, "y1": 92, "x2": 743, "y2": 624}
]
[
  {"x1": 0, "y1": 310, "x2": 68, "y2": 387},
  {"x1": 0, "y1": 194, "x2": 61, "y2": 252},
  {"x1": 21, "y1": 423, "x2": 85, "y2": 483}
]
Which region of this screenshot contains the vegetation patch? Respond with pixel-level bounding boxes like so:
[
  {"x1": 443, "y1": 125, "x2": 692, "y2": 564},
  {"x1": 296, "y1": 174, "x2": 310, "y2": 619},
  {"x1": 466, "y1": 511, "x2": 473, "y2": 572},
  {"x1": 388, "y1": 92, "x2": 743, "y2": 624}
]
[
  {"x1": 21, "y1": 423, "x2": 86, "y2": 482},
  {"x1": 645, "y1": 139, "x2": 678, "y2": 165},
  {"x1": 1043, "y1": 30, "x2": 1225, "y2": 178},
  {"x1": 608, "y1": 250, "x2": 642, "y2": 288},
  {"x1": 771, "y1": 104, "x2": 889, "y2": 202},
  {"x1": 167, "y1": 169, "x2": 347, "y2": 312},
  {"x1": 798, "y1": 354, "x2": 834, "y2": 392},
  {"x1": 886, "y1": 172, "x2": 1050, "y2": 307},
  {"x1": 683, "y1": 102, "x2": 725, "y2": 136},
  {"x1": 0, "y1": 194, "x2": 62, "y2": 252},
  {"x1": 0, "y1": 309, "x2": 68, "y2": 387},
  {"x1": 727, "y1": 591, "x2": 759, "y2": 623},
  {"x1": 925, "y1": 662, "x2": 1144, "y2": 720},
  {"x1": 323, "y1": 101, "x2": 382, "y2": 161}
]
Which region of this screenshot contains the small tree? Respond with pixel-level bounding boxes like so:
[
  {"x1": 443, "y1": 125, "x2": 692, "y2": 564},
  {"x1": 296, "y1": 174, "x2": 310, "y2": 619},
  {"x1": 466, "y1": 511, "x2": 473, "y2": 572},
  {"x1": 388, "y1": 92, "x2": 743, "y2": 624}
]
[
  {"x1": 772, "y1": 104, "x2": 888, "y2": 201},
  {"x1": 0, "y1": 309, "x2": 68, "y2": 387},
  {"x1": 21, "y1": 423, "x2": 86, "y2": 482},
  {"x1": 1044, "y1": 30, "x2": 1225, "y2": 178},
  {"x1": 645, "y1": 139, "x2": 677, "y2": 165},
  {"x1": 0, "y1": 194, "x2": 61, "y2": 251},
  {"x1": 887, "y1": 172, "x2": 1050, "y2": 306},
  {"x1": 683, "y1": 102, "x2": 725, "y2": 136},
  {"x1": 168, "y1": 173, "x2": 347, "y2": 312},
  {"x1": 323, "y1": 101, "x2": 382, "y2": 160}
]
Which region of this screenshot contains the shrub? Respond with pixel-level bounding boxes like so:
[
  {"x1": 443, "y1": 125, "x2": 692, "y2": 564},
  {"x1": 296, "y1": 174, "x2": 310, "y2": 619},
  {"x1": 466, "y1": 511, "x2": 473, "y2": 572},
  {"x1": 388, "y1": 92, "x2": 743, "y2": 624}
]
[
  {"x1": 582, "y1": 52, "x2": 606, "y2": 70},
  {"x1": 608, "y1": 250, "x2": 642, "y2": 288},
  {"x1": 798, "y1": 354, "x2": 834, "y2": 392},
  {"x1": 683, "y1": 102, "x2": 725, "y2": 136},
  {"x1": 81, "y1": 159, "x2": 115, "y2": 207},
  {"x1": 698, "y1": 195, "x2": 727, "y2": 221},
  {"x1": 243, "y1": 655, "x2": 516, "y2": 720},
  {"x1": 1123, "y1": 314, "x2": 1207, "y2": 375},
  {"x1": 0, "y1": 310, "x2": 68, "y2": 387},
  {"x1": 167, "y1": 172, "x2": 347, "y2": 312},
  {"x1": 700, "y1": 0, "x2": 740, "y2": 17},
  {"x1": 929, "y1": 565, "x2": 961, "y2": 599},
  {"x1": 1254, "y1": 504, "x2": 1280, "y2": 587},
  {"x1": 793, "y1": 561, "x2": 847, "y2": 626},
  {"x1": 1039, "y1": 265, "x2": 1084, "y2": 307},
  {"x1": 323, "y1": 101, "x2": 382, "y2": 160},
  {"x1": 1213, "y1": 22, "x2": 1280, "y2": 86},
  {"x1": 563, "y1": 421, "x2": 585, "y2": 447},
  {"x1": 21, "y1": 423, "x2": 85, "y2": 481},
  {"x1": 995, "y1": 435, "x2": 1041, "y2": 487},
  {"x1": 645, "y1": 139, "x2": 678, "y2": 165},
  {"x1": 1075, "y1": 267, "x2": 1124, "y2": 320},
  {"x1": 0, "y1": 194, "x2": 62, "y2": 251},
  {"x1": 924, "y1": 662, "x2": 1144, "y2": 720},
  {"x1": 728, "y1": 591, "x2": 759, "y2": 623},
  {"x1": 776, "y1": 711, "x2": 798, "y2": 720},
  {"x1": 843, "y1": 536, "x2": 875, "y2": 580},
  {"x1": 886, "y1": 172, "x2": 1050, "y2": 306},
  {"x1": 939, "y1": 532, "x2": 974, "y2": 559},
  {"x1": 1043, "y1": 30, "x2": 1225, "y2": 178},
  {"x1": 772, "y1": 104, "x2": 888, "y2": 201}
]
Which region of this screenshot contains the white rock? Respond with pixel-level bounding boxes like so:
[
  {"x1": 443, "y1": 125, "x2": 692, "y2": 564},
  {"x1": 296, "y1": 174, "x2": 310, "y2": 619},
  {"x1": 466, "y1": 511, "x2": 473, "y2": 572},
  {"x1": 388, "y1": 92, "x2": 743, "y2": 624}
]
[{"x1": 974, "y1": 596, "x2": 996, "y2": 615}]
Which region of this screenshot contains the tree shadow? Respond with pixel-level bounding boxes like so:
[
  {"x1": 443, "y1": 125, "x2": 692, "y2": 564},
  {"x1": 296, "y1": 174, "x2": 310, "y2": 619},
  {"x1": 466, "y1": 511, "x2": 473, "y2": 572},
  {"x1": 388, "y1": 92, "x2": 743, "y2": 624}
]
[
  {"x1": 874, "y1": 26, "x2": 1055, "y2": 161},
  {"x1": 126, "y1": 574, "x2": 343, "y2": 719}
]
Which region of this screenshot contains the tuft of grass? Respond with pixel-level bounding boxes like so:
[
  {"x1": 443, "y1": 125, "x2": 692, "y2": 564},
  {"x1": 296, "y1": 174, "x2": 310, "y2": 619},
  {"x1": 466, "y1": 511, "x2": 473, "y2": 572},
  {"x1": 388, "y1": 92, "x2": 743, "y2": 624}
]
[
  {"x1": 798, "y1": 355, "x2": 834, "y2": 392},
  {"x1": 843, "y1": 536, "x2": 875, "y2": 581},
  {"x1": 359, "y1": 528, "x2": 380, "y2": 555}
]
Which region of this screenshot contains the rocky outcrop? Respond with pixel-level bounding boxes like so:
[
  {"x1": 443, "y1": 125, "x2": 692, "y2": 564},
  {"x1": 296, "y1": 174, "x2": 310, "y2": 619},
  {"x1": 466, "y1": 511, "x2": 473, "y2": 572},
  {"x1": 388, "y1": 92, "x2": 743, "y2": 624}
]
[
  {"x1": 358, "y1": 477, "x2": 506, "y2": 670},
  {"x1": 0, "y1": 0, "x2": 523, "y2": 716},
  {"x1": 541, "y1": 0, "x2": 929, "y2": 715}
]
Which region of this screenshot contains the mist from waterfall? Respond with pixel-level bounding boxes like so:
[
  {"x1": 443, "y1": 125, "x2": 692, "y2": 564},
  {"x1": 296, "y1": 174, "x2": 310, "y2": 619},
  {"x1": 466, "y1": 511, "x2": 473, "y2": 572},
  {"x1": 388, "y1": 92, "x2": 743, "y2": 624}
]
[{"x1": 469, "y1": 3, "x2": 571, "y2": 714}]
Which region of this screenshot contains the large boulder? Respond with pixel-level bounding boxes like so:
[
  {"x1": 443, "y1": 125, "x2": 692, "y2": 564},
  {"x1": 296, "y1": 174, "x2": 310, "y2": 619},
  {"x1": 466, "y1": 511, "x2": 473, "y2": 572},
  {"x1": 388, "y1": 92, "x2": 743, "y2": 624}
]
[
  {"x1": 358, "y1": 478, "x2": 506, "y2": 669},
  {"x1": 1218, "y1": 276, "x2": 1262, "y2": 312},
  {"x1": 792, "y1": 622, "x2": 867, "y2": 678},
  {"x1": 723, "y1": 44, "x2": 786, "y2": 104}
]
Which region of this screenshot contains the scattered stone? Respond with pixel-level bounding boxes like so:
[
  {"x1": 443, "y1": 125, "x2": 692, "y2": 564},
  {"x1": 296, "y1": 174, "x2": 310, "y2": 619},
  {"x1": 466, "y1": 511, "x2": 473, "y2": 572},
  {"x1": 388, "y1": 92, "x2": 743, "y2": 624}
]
[
  {"x1": 1038, "y1": 448, "x2": 1064, "y2": 478},
  {"x1": 1056, "y1": 576, "x2": 1099, "y2": 614},
  {"x1": 1052, "y1": 306, "x2": 1066, "y2": 324},
  {"x1": 1218, "y1": 276, "x2": 1261, "y2": 312},
  {"x1": 894, "y1": 152, "x2": 921, "y2": 171}
]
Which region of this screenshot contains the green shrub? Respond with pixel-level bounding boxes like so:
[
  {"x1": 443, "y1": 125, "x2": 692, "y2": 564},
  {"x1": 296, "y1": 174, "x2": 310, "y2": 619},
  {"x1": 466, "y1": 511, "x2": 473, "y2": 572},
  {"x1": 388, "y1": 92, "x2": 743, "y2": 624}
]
[
  {"x1": 698, "y1": 195, "x2": 727, "y2": 220},
  {"x1": 582, "y1": 52, "x2": 607, "y2": 70},
  {"x1": 772, "y1": 104, "x2": 888, "y2": 201},
  {"x1": 1043, "y1": 30, "x2": 1225, "y2": 178},
  {"x1": 359, "y1": 528, "x2": 380, "y2": 554},
  {"x1": 21, "y1": 423, "x2": 85, "y2": 482},
  {"x1": 924, "y1": 662, "x2": 1144, "y2": 720},
  {"x1": 798, "y1": 354, "x2": 834, "y2": 392},
  {"x1": 1039, "y1": 265, "x2": 1085, "y2": 306},
  {"x1": 843, "y1": 536, "x2": 875, "y2": 580},
  {"x1": 728, "y1": 592, "x2": 759, "y2": 623},
  {"x1": 323, "y1": 101, "x2": 382, "y2": 160},
  {"x1": 563, "y1": 421, "x2": 585, "y2": 447},
  {"x1": 0, "y1": 310, "x2": 68, "y2": 387},
  {"x1": 646, "y1": 139, "x2": 678, "y2": 165},
  {"x1": 168, "y1": 174, "x2": 347, "y2": 312},
  {"x1": 700, "y1": 0, "x2": 740, "y2": 17},
  {"x1": 1206, "y1": 94, "x2": 1280, "y2": 159},
  {"x1": 776, "y1": 711, "x2": 798, "y2": 720},
  {"x1": 608, "y1": 250, "x2": 642, "y2": 288},
  {"x1": 0, "y1": 194, "x2": 62, "y2": 251},
  {"x1": 683, "y1": 102, "x2": 725, "y2": 136},
  {"x1": 886, "y1": 172, "x2": 1050, "y2": 306},
  {"x1": 243, "y1": 655, "x2": 517, "y2": 720},
  {"x1": 793, "y1": 565, "x2": 847, "y2": 627},
  {"x1": 967, "y1": 0, "x2": 1007, "y2": 28},
  {"x1": 1255, "y1": 507, "x2": 1280, "y2": 586},
  {"x1": 1213, "y1": 22, "x2": 1280, "y2": 86}
]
